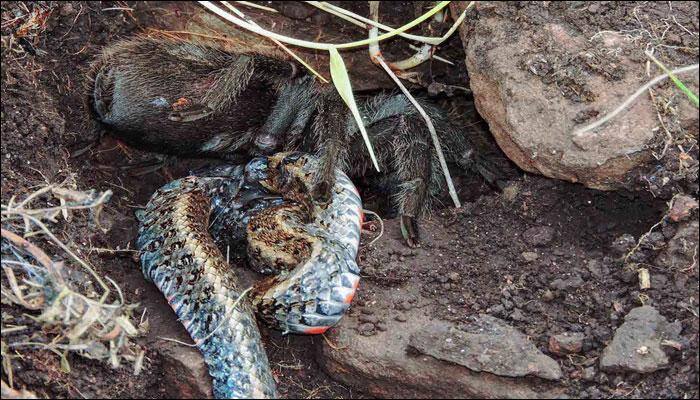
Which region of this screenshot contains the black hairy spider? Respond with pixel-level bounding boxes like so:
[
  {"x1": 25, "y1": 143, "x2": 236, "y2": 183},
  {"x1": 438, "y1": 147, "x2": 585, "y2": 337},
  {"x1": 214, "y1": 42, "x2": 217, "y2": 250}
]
[{"x1": 87, "y1": 35, "x2": 500, "y2": 246}]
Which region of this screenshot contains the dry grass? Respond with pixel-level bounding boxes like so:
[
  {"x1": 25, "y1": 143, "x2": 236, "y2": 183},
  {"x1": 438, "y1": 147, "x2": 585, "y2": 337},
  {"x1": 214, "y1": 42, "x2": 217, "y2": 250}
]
[{"x1": 1, "y1": 181, "x2": 146, "y2": 391}]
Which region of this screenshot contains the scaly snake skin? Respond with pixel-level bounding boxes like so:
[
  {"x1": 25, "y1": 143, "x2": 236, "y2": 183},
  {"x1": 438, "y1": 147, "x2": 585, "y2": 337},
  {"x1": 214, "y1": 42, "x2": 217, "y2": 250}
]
[{"x1": 135, "y1": 153, "x2": 362, "y2": 398}]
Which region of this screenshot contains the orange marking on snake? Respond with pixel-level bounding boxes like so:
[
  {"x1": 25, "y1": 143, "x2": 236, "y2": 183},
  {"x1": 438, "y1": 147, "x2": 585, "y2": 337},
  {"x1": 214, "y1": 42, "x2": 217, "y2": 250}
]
[
  {"x1": 304, "y1": 326, "x2": 329, "y2": 335},
  {"x1": 344, "y1": 280, "x2": 359, "y2": 304}
]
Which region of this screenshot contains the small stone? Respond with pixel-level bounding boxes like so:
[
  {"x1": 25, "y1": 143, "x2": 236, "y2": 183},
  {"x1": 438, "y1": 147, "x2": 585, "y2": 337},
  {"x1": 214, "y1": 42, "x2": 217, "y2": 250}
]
[
  {"x1": 522, "y1": 251, "x2": 539, "y2": 262},
  {"x1": 550, "y1": 275, "x2": 584, "y2": 290},
  {"x1": 501, "y1": 298, "x2": 514, "y2": 310},
  {"x1": 618, "y1": 268, "x2": 636, "y2": 283},
  {"x1": 522, "y1": 226, "x2": 555, "y2": 247},
  {"x1": 586, "y1": 259, "x2": 602, "y2": 277},
  {"x1": 669, "y1": 195, "x2": 698, "y2": 222},
  {"x1": 157, "y1": 342, "x2": 212, "y2": 398},
  {"x1": 548, "y1": 332, "x2": 585, "y2": 355},
  {"x1": 376, "y1": 322, "x2": 388, "y2": 332},
  {"x1": 358, "y1": 323, "x2": 376, "y2": 336},
  {"x1": 448, "y1": 272, "x2": 461, "y2": 282},
  {"x1": 488, "y1": 304, "x2": 505, "y2": 315},
  {"x1": 582, "y1": 367, "x2": 596, "y2": 381},
  {"x1": 359, "y1": 314, "x2": 379, "y2": 324},
  {"x1": 600, "y1": 306, "x2": 682, "y2": 373},
  {"x1": 510, "y1": 309, "x2": 526, "y2": 322},
  {"x1": 611, "y1": 234, "x2": 635, "y2": 256},
  {"x1": 395, "y1": 314, "x2": 407, "y2": 322},
  {"x1": 542, "y1": 289, "x2": 555, "y2": 302}
]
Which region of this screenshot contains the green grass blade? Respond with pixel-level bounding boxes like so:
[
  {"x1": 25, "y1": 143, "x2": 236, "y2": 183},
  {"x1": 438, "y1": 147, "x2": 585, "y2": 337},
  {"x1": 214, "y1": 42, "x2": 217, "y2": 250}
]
[
  {"x1": 329, "y1": 47, "x2": 380, "y2": 171},
  {"x1": 647, "y1": 51, "x2": 699, "y2": 107}
]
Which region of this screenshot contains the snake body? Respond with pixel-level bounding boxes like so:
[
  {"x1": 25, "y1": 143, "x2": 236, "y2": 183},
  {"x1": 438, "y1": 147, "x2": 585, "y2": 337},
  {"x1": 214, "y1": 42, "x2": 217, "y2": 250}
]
[{"x1": 135, "y1": 153, "x2": 362, "y2": 398}]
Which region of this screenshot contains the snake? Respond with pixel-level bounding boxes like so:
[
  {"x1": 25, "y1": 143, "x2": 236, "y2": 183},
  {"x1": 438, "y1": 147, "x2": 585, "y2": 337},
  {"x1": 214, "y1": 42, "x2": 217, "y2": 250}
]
[{"x1": 135, "y1": 153, "x2": 363, "y2": 398}]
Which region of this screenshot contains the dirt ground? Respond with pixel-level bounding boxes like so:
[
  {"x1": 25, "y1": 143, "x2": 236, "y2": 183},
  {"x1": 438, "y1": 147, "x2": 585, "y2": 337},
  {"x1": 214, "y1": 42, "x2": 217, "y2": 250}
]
[{"x1": 1, "y1": 1, "x2": 698, "y2": 399}]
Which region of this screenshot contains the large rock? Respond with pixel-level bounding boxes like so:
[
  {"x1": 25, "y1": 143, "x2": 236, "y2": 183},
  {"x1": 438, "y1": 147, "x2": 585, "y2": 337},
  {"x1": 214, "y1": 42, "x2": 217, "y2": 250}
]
[
  {"x1": 318, "y1": 311, "x2": 563, "y2": 399},
  {"x1": 600, "y1": 306, "x2": 682, "y2": 373},
  {"x1": 453, "y1": 2, "x2": 699, "y2": 190},
  {"x1": 409, "y1": 316, "x2": 563, "y2": 380},
  {"x1": 156, "y1": 341, "x2": 213, "y2": 399},
  {"x1": 317, "y1": 219, "x2": 564, "y2": 399}
]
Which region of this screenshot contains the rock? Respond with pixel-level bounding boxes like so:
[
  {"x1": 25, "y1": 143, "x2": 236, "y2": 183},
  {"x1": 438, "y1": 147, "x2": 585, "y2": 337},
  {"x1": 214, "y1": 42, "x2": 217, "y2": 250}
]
[
  {"x1": 582, "y1": 367, "x2": 596, "y2": 381},
  {"x1": 611, "y1": 234, "x2": 636, "y2": 256},
  {"x1": 501, "y1": 298, "x2": 514, "y2": 310},
  {"x1": 668, "y1": 195, "x2": 699, "y2": 222},
  {"x1": 600, "y1": 306, "x2": 682, "y2": 373},
  {"x1": 542, "y1": 289, "x2": 555, "y2": 302},
  {"x1": 453, "y1": 2, "x2": 699, "y2": 190},
  {"x1": 448, "y1": 272, "x2": 462, "y2": 282},
  {"x1": 319, "y1": 313, "x2": 565, "y2": 398},
  {"x1": 617, "y1": 267, "x2": 637, "y2": 284},
  {"x1": 156, "y1": 342, "x2": 213, "y2": 399},
  {"x1": 358, "y1": 314, "x2": 379, "y2": 324},
  {"x1": 409, "y1": 315, "x2": 561, "y2": 380},
  {"x1": 358, "y1": 322, "x2": 376, "y2": 336},
  {"x1": 509, "y1": 309, "x2": 526, "y2": 322},
  {"x1": 522, "y1": 251, "x2": 539, "y2": 262},
  {"x1": 550, "y1": 275, "x2": 584, "y2": 290},
  {"x1": 655, "y1": 220, "x2": 699, "y2": 270},
  {"x1": 644, "y1": 231, "x2": 666, "y2": 247},
  {"x1": 316, "y1": 219, "x2": 565, "y2": 398},
  {"x1": 488, "y1": 304, "x2": 506, "y2": 316},
  {"x1": 586, "y1": 259, "x2": 602, "y2": 278},
  {"x1": 523, "y1": 226, "x2": 556, "y2": 247},
  {"x1": 549, "y1": 332, "x2": 585, "y2": 355}
]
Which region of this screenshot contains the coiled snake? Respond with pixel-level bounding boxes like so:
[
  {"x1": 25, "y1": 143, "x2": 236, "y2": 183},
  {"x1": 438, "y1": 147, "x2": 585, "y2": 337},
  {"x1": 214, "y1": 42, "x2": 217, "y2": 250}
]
[{"x1": 135, "y1": 153, "x2": 362, "y2": 398}]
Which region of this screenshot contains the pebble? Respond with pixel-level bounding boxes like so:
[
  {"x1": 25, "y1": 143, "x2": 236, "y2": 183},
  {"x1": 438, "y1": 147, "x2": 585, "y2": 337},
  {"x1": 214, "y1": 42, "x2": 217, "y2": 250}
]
[
  {"x1": 510, "y1": 309, "x2": 526, "y2": 321},
  {"x1": 396, "y1": 301, "x2": 413, "y2": 311},
  {"x1": 542, "y1": 289, "x2": 555, "y2": 302},
  {"x1": 582, "y1": 367, "x2": 596, "y2": 381},
  {"x1": 488, "y1": 304, "x2": 505, "y2": 315},
  {"x1": 501, "y1": 298, "x2": 514, "y2": 310},
  {"x1": 522, "y1": 226, "x2": 556, "y2": 246},
  {"x1": 548, "y1": 332, "x2": 585, "y2": 355},
  {"x1": 611, "y1": 234, "x2": 635, "y2": 256},
  {"x1": 359, "y1": 314, "x2": 379, "y2": 324},
  {"x1": 358, "y1": 323, "x2": 376, "y2": 336},
  {"x1": 448, "y1": 272, "x2": 461, "y2": 282},
  {"x1": 522, "y1": 251, "x2": 539, "y2": 262},
  {"x1": 550, "y1": 275, "x2": 584, "y2": 290}
]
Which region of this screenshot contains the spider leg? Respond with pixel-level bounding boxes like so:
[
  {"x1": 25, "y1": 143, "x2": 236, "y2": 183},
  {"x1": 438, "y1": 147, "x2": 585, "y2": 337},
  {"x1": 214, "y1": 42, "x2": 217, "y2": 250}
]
[
  {"x1": 170, "y1": 55, "x2": 297, "y2": 123},
  {"x1": 389, "y1": 114, "x2": 440, "y2": 248},
  {"x1": 308, "y1": 87, "x2": 352, "y2": 202}
]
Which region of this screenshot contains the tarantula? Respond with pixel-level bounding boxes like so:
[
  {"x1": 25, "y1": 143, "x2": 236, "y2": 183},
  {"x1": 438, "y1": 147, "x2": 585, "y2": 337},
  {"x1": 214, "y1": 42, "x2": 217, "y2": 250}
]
[{"x1": 87, "y1": 35, "x2": 497, "y2": 246}]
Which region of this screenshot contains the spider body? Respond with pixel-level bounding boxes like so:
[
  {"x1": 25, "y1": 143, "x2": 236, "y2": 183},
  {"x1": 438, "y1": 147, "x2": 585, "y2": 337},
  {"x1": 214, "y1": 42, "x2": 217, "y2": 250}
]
[
  {"x1": 87, "y1": 36, "x2": 297, "y2": 159},
  {"x1": 88, "y1": 36, "x2": 497, "y2": 245}
]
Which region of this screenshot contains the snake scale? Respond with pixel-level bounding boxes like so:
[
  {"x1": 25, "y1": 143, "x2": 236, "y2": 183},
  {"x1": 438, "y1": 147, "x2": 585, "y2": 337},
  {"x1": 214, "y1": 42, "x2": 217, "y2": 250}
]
[{"x1": 135, "y1": 153, "x2": 363, "y2": 398}]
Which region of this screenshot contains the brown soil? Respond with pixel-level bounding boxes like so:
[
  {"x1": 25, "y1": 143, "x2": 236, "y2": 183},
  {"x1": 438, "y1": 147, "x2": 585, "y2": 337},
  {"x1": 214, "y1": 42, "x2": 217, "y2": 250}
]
[{"x1": 1, "y1": 1, "x2": 698, "y2": 399}]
